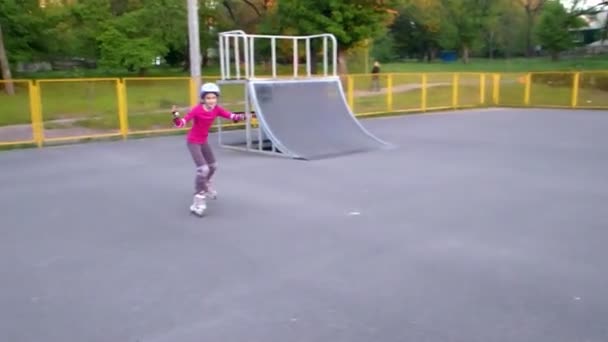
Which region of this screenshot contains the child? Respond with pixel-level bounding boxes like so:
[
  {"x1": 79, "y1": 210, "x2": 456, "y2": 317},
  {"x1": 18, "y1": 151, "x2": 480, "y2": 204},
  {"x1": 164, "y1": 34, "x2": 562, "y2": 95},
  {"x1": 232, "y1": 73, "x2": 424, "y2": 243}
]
[{"x1": 171, "y1": 82, "x2": 245, "y2": 216}]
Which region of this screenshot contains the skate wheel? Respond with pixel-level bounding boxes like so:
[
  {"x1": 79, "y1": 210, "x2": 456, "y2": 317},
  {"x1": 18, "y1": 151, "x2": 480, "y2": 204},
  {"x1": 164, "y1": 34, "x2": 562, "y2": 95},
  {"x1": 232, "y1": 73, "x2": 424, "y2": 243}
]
[{"x1": 191, "y1": 208, "x2": 206, "y2": 217}]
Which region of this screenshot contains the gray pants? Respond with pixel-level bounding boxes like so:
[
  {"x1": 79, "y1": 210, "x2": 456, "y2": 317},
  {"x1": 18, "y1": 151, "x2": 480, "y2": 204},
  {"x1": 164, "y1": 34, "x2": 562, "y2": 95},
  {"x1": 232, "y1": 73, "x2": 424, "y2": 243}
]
[{"x1": 187, "y1": 142, "x2": 217, "y2": 194}]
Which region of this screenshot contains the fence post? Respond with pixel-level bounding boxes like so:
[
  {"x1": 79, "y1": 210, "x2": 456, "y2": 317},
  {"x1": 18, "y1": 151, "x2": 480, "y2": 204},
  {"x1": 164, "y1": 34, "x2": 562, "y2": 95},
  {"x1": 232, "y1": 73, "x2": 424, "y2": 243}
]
[
  {"x1": 347, "y1": 75, "x2": 354, "y2": 110},
  {"x1": 189, "y1": 77, "x2": 198, "y2": 107},
  {"x1": 493, "y1": 73, "x2": 500, "y2": 105},
  {"x1": 452, "y1": 73, "x2": 459, "y2": 109},
  {"x1": 480, "y1": 73, "x2": 486, "y2": 105},
  {"x1": 421, "y1": 73, "x2": 427, "y2": 112},
  {"x1": 116, "y1": 79, "x2": 129, "y2": 139},
  {"x1": 387, "y1": 73, "x2": 393, "y2": 112},
  {"x1": 524, "y1": 73, "x2": 531, "y2": 106},
  {"x1": 28, "y1": 81, "x2": 43, "y2": 148},
  {"x1": 571, "y1": 72, "x2": 580, "y2": 108}
]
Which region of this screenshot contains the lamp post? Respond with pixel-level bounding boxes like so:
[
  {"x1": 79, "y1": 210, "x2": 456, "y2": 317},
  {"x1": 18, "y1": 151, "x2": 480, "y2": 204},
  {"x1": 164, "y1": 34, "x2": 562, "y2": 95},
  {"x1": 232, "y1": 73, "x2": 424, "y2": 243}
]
[{"x1": 187, "y1": 0, "x2": 201, "y2": 91}]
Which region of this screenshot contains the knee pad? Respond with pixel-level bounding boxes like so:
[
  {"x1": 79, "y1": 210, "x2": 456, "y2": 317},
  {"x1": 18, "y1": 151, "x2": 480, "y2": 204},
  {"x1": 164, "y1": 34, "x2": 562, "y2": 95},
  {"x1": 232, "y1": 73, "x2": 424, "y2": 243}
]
[{"x1": 196, "y1": 165, "x2": 210, "y2": 177}]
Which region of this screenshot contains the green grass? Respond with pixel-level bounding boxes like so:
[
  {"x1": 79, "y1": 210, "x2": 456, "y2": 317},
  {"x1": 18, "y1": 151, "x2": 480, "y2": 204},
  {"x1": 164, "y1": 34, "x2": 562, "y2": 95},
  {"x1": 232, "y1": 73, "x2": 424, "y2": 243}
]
[
  {"x1": 11, "y1": 56, "x2": 608, "y2": 80},
  {"x1": 379, "y1": 56, "x2": 608, "y2": 73},
  {"x1": 0, "y1": 81, "x2": 32, "y2": 126}
]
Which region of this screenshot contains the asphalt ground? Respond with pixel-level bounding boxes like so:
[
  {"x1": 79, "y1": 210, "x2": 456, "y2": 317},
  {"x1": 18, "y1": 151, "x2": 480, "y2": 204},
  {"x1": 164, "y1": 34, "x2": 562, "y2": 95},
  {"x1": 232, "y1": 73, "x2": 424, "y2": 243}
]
[{"x1": 1, "y1": 108, "x2": 607, "y2": 342}]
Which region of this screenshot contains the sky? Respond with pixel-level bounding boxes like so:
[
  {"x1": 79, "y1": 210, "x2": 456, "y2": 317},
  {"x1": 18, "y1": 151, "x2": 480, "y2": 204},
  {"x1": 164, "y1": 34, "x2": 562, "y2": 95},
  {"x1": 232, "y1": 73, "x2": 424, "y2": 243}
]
[{"x1": 560, "y1": 0, "x2": 606, "y2": 8}]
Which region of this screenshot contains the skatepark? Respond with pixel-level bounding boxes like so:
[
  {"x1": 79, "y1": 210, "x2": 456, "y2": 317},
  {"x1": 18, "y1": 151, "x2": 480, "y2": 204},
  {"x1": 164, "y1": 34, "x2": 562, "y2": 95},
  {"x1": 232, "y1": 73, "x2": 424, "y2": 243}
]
[{"x1": 1, "y1": 30, "x2": 608, "y2": 342}]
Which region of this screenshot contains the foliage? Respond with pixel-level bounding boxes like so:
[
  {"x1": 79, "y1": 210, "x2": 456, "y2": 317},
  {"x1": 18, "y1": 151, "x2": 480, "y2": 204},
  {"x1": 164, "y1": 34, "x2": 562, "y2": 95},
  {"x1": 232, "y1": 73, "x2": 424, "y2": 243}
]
[
  {"x1": 389, "y1": 0, "x2": 444, "y2": 61},
  {"x1": 371, "y1": 33, "x2": 398, "y2": 62},
  {"x1": 535, "y1": 0, "x2": 586, "y2": 60},
  {"x1": 0, "y1": 0, "x2": 606, "y2": 78},
  {"x1": 267, "y1": 0, "x2": 396, "y2": 50},
  {"x1": 0, "y1": 0, "x2": 48, "y2": 62},
  {"x1": 438, "y1": 0, "x2": 481, "y2": 60},
  {"x1": 261, "y1": 0, "x2": 398, "y2": 73}
]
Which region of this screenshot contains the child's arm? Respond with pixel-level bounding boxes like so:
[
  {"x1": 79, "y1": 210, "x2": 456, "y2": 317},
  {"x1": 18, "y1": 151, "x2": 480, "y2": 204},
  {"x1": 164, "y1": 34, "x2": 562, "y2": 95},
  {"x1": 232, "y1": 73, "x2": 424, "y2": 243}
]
[
  {"x1": 171, "y1": 105, "x2": 196, "y2": 128},
  {"x1": 217, "y1": 106, "x2": 245, "y2": 121}
]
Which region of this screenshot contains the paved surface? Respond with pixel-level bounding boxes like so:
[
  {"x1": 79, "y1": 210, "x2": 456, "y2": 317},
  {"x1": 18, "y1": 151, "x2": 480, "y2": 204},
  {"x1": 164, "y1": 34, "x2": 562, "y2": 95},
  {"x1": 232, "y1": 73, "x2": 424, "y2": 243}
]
[
  {"x1": 249, "y1": 79, "x2": 390, "y2": 159},
  {"x1": 1, "y1": 108, "x2": 607, "y2": 342}
]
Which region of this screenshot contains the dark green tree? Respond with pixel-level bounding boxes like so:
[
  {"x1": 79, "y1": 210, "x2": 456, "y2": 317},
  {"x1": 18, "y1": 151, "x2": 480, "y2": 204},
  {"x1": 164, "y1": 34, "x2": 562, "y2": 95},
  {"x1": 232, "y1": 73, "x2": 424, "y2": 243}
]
[
  {"x1": 389, "y1": 0, "x2": 443, "y2": 62},
  {"x1": 535, "y1": 0, "x2": 585, "y2": 61},
  {"x1": 263, "y1": 0, "x2": 398, "y2": 74}
]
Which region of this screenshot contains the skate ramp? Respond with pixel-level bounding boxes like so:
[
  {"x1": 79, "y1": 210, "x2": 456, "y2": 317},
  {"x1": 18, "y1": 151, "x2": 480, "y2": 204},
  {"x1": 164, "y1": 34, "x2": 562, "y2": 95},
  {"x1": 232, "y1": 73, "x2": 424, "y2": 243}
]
[{"x1": 248, "y1": 78, "x2": 391, "y2": 160}]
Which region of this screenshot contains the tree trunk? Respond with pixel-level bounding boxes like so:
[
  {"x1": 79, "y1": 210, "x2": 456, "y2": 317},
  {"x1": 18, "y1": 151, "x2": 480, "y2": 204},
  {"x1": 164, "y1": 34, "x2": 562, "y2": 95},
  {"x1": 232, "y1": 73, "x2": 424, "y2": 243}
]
[
  {"x1": 462, "y1": 45, "x2": 470, "y2": 64},
  {"x1": 0, "y1": 23, "x2": 15, "y2": 96},
  {"x1": 338, "y1": 49, "x2": 348, "y2": 75},
  {"x1": 551, "y1": 51, "x2": 560, "y2": 61},
  {"x1": 488, "y1": 31, "x2": 495, "y2": 59},
  {"x1": 202, "y1": 48, "x2": 209, "y2": 68},
  {"x1": 525, "y1": 11, "x2": 534, "y2": 57},
  {"x1": 182, "y1": 41, "x2": 190, "y2": 72}
]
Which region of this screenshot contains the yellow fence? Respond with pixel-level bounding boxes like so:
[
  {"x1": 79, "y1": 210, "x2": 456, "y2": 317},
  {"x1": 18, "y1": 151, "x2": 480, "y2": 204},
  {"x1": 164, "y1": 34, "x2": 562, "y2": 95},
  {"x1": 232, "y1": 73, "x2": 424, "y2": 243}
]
[{"x1": 1, "y1": 71, "x2": 607, "y2": 148}]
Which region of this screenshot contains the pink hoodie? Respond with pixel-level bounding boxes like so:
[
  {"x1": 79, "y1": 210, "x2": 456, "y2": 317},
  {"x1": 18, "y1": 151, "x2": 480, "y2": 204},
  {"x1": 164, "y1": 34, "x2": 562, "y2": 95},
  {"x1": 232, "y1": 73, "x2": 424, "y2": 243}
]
[{"x1": 175, "y1": 104, "x2": 242, "y2": 144}]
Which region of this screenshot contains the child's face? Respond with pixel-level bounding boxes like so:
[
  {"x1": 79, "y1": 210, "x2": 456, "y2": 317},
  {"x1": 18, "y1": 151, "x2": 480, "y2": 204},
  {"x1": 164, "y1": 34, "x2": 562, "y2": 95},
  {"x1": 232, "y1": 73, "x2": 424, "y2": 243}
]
[{"x1": 203, "y1": 93, "x2": 218, "y2": 107}]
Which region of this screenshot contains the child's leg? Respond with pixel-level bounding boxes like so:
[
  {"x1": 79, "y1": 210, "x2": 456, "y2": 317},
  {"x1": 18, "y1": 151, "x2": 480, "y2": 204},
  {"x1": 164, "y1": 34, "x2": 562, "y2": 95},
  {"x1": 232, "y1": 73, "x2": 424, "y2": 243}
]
[
  {"x1": 198, "y1": 142, "x2": 218, "y2": 199},
  {"x1": 200, "y1": 142, "x2": 217, "y2": 181},
  {"x1": 187, "y1": 142, "x2": 210, "y2": 194}
]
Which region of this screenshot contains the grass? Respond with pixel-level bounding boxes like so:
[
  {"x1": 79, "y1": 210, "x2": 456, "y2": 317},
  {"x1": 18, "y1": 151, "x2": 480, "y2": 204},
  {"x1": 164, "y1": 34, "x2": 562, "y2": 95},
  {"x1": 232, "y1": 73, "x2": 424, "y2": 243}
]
[
  {"x1": 10, "y1": 56, "x2": 608, "y2": 80},
  {"x1": 379, "y1": 56, "x2": 608, "y2": 73},
  {"x1": 0, "y1": 81, "x2": 32, "y2": 126},
  {"x1": 1, "y1": 58, "x2": 608, "y2": 146}
]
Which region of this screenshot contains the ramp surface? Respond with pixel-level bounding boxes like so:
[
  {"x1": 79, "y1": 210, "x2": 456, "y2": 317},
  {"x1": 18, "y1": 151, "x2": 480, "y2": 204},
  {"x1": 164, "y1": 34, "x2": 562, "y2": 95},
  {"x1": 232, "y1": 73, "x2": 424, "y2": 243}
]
[{"x1": 249, "y1": 78, "x2": 390, "y2": 159}]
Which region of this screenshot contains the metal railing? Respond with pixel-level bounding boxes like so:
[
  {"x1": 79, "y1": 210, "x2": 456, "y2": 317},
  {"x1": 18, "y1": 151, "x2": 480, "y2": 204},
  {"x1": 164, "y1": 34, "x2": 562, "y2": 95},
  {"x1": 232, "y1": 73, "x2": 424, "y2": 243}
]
[{"x1": 218, "y1": 30, "x2": 339, "y2": 79}]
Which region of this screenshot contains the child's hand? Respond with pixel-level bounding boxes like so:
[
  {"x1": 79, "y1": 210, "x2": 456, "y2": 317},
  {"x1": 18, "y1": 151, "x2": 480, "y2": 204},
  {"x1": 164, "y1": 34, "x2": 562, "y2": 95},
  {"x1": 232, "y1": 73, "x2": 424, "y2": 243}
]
[
  {"x1": 171, "y1": 105, "x2": 180, "y2": 118},
  {"x1": 231, "y1": 113, "x2": 245, "y2": 122}
]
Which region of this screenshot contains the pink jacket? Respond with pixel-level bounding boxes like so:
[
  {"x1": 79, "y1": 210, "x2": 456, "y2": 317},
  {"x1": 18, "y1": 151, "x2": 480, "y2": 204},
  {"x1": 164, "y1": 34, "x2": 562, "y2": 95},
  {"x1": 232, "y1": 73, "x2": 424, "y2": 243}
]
[{"x1": 175, "y1": 104, "x2": 242, "y2": 144}]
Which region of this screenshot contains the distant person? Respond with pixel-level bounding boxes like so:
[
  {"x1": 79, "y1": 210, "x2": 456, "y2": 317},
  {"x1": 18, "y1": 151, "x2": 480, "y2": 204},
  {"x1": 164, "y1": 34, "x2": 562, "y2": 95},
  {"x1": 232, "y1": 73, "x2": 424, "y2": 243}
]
[
  {"x1": 371, "y1": 61, "x2": 381, "y2": 92},
  {"x1": 170, "y1": 82, "x2": 246, "y2": 217}
]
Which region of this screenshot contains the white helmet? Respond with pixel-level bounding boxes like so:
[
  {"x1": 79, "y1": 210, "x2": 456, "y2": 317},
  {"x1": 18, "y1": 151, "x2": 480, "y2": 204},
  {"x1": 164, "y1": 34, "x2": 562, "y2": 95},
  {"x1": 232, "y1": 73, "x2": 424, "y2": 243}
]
[{"x1": 200, "y1": 82, "x2": 220, "y2": 97}]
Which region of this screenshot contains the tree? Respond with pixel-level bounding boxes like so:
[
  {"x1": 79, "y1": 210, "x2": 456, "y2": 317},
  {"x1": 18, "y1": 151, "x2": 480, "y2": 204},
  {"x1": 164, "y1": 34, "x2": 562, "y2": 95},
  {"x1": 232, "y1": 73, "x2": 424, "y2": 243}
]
[
  {"x1": 390, "y1": 0, "x2": 443, "y2": 61},
  {"x1": 535, "y1": 0, "x2": 584, "y2": 60},
  {"x1": 371, "y1": 32, "x2": 397, "y2": 62},
  {"x1": 517, "y1": 0, "x2": 548, "y2": 56},
  {"x1": 0, "y1": 0, "x2": 45, "y2": 94},
  {"x1": 476, "y1": 0, "x2": 508, "y2": 59},
  {"x1": 97, "y1": 0, "x2": 187, "y2": 74},
  {"x1": 579, "y1": 0, "x2": 608, "y2": 41},
  {"x1": 439, "y1": 0, "x2": 482, "y2": 63},
  {"x1": 494, "y1": 4, "x2": 528, "y2": 57},
  {"x1": 43, "y1": 0, "x2": 113, "y2": 60},
  {"x1": 219, "y1": 0, "x2": 273, "y2": 30},
  {"x1": 0, "y1": 0, "x2": 48, "y2": 63},
  {"x1": 264, "y1": 0, "x2": 398, "y2": 74},
  {"x1": 0, "y1": 22, "x2": 15, "y2": 95}
]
